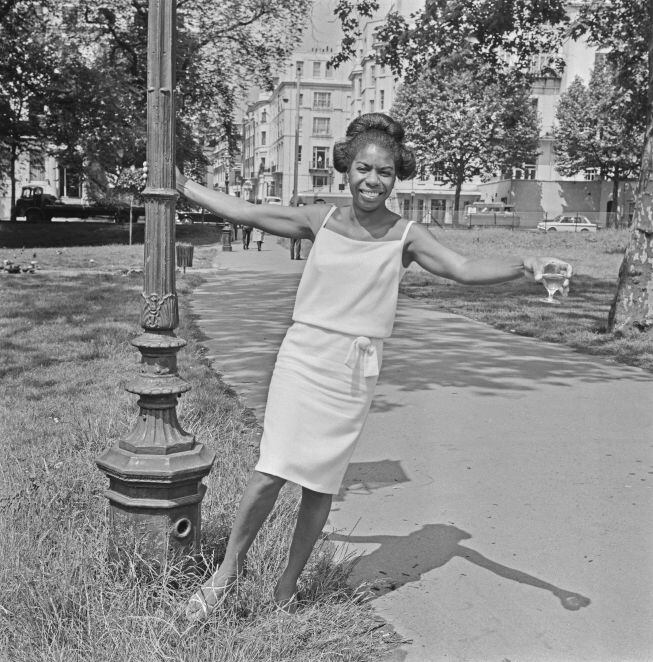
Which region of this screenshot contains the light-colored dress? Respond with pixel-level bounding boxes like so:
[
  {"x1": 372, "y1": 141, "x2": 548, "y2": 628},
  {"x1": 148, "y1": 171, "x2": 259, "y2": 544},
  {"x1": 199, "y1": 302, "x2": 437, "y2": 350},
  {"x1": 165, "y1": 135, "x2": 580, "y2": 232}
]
[{"x1": 254, "y1": 206, "x2": 415, "y2": 494}]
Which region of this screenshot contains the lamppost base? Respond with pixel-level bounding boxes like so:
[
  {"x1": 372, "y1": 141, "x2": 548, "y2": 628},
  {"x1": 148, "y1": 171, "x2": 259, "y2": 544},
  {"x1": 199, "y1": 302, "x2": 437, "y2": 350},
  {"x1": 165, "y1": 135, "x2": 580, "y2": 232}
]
[{"x1": 97, "y1": 440, "x2": 215, "y2": 568}]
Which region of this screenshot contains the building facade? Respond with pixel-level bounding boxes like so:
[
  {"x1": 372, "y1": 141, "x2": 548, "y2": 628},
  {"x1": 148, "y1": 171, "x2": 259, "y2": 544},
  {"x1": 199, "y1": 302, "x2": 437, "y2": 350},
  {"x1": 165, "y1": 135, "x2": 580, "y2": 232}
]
[{"x1": 240, "y1": 49, "x2": 353, "y2": 206}]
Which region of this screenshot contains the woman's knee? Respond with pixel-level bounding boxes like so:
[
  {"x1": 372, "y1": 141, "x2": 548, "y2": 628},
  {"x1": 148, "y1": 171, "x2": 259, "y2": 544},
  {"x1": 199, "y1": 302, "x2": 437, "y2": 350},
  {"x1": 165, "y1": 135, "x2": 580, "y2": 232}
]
[
  {"x1": 251, "y1": 470, "x2": 286, "y2": 495},
  {"x1": 301, "y1": 485, "x2": 333, "y2": 505}
]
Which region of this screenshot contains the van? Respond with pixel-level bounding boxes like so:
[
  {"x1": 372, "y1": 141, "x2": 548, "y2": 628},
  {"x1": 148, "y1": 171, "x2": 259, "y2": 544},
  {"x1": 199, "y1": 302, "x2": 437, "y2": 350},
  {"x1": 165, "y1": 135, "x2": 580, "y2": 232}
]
[{"x1": 263, "y1": 196, "x2": 282, "y2": 205}]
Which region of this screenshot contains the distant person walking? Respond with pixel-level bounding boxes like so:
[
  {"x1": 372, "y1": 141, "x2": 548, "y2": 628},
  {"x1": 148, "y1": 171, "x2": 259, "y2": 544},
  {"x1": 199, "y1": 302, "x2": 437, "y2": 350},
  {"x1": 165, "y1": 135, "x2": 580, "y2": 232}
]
[
  {"x1": 290, "y1": 203, "x2": 304, "y2": 259},
  {"x1": 253, "y1": 227, "x2": 264, "y2": 251},
  {"x1": 168, "y1": 112, "x2": 572, "y2": 622},
  {"x1": 290, "y1": 237, "x2": 302, "y2": 260},
  {"x1": 242, "y1": 225, "x2": 252, "y2": 249}
]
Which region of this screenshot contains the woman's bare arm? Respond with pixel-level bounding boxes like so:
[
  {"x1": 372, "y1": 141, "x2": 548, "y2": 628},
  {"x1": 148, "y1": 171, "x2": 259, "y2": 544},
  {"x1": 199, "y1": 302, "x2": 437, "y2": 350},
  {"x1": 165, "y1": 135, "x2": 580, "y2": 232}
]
[
  {"x1": 177, "y1": 170, "x2": 323, "y2": 239},
  {"x1": 404, "y1": 223, "x2": 572, "y2": 286}
]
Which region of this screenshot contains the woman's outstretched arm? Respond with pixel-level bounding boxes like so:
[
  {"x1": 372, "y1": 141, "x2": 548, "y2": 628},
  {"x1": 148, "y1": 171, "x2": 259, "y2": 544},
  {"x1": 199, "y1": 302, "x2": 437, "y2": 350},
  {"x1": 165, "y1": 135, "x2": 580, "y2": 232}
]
[
  {"x1": 176, "y1": 169, "x2": 322, "y2": 239},
  {"x1": 404, "y1": 223, "x2": 572, "y2": 287}
]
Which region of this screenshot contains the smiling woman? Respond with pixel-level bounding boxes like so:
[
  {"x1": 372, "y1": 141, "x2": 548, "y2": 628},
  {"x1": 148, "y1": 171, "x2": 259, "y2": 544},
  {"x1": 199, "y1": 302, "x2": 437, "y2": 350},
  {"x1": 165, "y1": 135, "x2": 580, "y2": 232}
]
[{"x1": 172, "y1": 112, "x2": 573, "y2": 623}]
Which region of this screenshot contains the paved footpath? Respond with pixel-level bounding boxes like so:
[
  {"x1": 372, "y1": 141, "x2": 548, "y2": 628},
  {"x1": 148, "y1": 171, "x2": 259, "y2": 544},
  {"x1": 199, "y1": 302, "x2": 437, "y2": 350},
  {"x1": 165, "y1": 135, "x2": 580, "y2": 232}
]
[{"x1": 190, "y1": 237, "x2": 653, "y2": 662}]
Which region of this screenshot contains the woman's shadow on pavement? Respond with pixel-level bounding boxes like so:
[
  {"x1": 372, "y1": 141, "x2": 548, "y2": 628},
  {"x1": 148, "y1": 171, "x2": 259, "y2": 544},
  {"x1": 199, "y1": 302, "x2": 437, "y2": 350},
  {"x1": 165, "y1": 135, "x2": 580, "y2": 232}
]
[{"x1": 330, "y1": 524, "x2": 590, "y2": 611}]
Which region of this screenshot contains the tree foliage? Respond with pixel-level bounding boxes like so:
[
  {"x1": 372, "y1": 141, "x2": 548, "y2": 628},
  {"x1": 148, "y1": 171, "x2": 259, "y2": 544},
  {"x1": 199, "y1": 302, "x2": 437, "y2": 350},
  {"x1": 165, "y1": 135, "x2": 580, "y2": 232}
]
[
  {"x1": 2, "y1": 0, "x2": 311, "y2": 205},
  {"x1": 392, "y1": 67, "x2": 540, "y2": 211},
  {"x1": 554, "y1": 61, "x2": 643, "y2": 227},
  {"x1": 348, "y1": 0, "x2": 569, "y2": 82},
  {"x1": 0, "y1": 1, "x2": 59, "y2": 217}
]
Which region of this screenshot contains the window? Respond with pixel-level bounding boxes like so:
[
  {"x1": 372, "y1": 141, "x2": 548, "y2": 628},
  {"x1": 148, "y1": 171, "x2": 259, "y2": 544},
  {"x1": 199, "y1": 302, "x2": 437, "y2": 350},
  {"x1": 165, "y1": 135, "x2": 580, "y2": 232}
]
[
  {"x1": 419, "y1": 164, "x2": 427, "y2": 181},
  {"x1": 261, "y1": 109, "x2": 267, "y2": 122},
  {"x1": 584, "y1": 167, "x2": 600, "y2": 181},
  {"x1": 313, "y1": 175, "x2": 328, "y2": 188},
  {"x1": 402, "y1": 198, "x2": 411, "y2": 218},
  {"x1": 313, "y1": 91, "x2": 331, "y2": 109},
  {"x1": 430, "y1": 199, "x2": 446, "y2": 223},
  {"x1": 380, "y1": 90, "x2": 385, "y2": 109},
  {"x1": 296, "y1": 61, "x2": 303, "y2": 76},
  {"x1": 417, "y1": 198, "x2": 424, "y2": 221},
  {"x1": 260, "y1": 131, "x2": 266, "y2": 145},
  {"x1": 312, "y1": 146, "x2": 329, "y2": 169},
  {"x1": 524, "y1": 164, "x2": 536, "y2": 180},
  {"x1": 299, "y1": 93, "x2": 304, "y2": 106},
  {"x1": 297, "y1": 146, "x2": 302, "y2": 162},
  {"x1": 313, "y1": 117, "x2": 330, "y2": 136},
  {"x1": 30, "y1": 154, "x2": 45, "y2": 181},
  {"x1": 313, "y1": 61, "x2": 321, "y2": 77},
  {"x1": 369, "y1": 100, "x2": 375, "y2": 113},
  {"x1": 325, "y1": 62, "x2": 334, "y2": 78},
  {"x1": 370, "y1": 65, "x2": 376, "y2": 84},
  {"x1": 58, "y1": 166, "x2": 82, "y2": 198}
]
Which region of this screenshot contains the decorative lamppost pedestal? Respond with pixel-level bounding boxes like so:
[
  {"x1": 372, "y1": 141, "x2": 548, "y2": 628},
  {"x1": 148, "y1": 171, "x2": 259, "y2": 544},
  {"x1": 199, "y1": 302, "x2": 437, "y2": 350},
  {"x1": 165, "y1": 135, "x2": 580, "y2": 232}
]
[{"x1": 97, "y1": 332, "x2": 214, "y2": 564}]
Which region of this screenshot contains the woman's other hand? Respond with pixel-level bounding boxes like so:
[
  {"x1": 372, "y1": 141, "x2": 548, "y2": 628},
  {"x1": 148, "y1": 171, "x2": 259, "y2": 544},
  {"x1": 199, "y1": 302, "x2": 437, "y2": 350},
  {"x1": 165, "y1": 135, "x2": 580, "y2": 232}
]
[{"x1": 524, "y1": 257, "x2": 573, "y2": 294}]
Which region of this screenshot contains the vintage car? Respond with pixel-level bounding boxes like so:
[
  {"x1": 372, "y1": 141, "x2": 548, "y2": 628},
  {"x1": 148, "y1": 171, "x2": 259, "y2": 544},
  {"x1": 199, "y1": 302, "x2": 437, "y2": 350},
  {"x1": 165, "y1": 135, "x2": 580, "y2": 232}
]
[{"x1": 537, "y1": 215, "x2": 599, "y2": 232}]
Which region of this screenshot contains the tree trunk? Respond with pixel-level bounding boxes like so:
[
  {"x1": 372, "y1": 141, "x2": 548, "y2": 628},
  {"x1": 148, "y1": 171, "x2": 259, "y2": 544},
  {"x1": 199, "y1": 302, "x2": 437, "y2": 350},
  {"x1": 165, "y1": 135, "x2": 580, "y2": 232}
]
[
  {"x1": 454, "y1": 178, "x2": 462, "y2": 216},
  {"x1": 10, "y1": 142, "x2": 17, "y2": 222},
  {"x1": 607, "y1": 15, "x2": 653, "y2": 332}
]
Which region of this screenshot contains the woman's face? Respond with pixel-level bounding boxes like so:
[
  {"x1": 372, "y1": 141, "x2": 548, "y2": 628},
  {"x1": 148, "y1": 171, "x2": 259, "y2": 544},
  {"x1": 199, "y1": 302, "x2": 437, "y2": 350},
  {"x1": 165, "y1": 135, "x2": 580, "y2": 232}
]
[{"x1": 348, "y1": 143, "x2": 396, "y2": 212}]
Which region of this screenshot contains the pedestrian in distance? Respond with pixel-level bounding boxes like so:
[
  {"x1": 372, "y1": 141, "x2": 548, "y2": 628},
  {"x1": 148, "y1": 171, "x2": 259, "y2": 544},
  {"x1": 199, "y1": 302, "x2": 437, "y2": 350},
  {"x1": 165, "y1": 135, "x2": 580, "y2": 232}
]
[
  {"x1": 290, "y1": 236, "x2": 302, "y2": 259},
  {"x1": 290, "y1": 203, "x2": 304, "y2": 259},
  {"x1": 253, "y1": 227, "x2": 264, "y2": 251},
  {"x1": 242, "y1": 224, "x2": 252, "y2": 249},
  {"x1": 166, "y1": 112, "x2": 572, "y2": 622}
]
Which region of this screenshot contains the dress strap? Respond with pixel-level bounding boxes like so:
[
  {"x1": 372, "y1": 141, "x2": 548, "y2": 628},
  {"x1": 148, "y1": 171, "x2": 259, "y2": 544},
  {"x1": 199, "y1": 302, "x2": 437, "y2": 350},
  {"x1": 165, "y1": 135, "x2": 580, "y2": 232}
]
[
  {"x1": 400, "y1": 220, "x2": 416, "y2": 245},
  {"x1": 320, "y1": 205, "x2": 338, "y2": 230}
]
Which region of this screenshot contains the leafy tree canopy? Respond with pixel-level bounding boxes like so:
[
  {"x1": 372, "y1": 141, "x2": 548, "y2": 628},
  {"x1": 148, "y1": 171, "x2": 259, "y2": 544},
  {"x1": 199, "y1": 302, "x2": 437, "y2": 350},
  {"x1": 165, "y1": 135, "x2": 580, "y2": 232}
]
[
  {"x1": 554, "y1": 61, "x2": 643, "y2": 181},
  {"x1": 333, "y1": 0, "x2": 569, "y2": 82},
  {"x1": 571, "y1": 0, "x2": 650, "y2": 123},
  {"x1": 392, "y1": 66, "x2": 540, "y2": 210},
  {"x1": 2, "y1": 0, "x2": 311, "y2": 201}
]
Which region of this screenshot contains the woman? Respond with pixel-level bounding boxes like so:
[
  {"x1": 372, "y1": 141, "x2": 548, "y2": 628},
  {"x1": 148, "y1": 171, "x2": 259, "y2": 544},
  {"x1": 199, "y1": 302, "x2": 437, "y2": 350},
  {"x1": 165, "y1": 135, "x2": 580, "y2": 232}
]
[{"x1": 172, "y1": 113, "x2": 571, "y2": 621}]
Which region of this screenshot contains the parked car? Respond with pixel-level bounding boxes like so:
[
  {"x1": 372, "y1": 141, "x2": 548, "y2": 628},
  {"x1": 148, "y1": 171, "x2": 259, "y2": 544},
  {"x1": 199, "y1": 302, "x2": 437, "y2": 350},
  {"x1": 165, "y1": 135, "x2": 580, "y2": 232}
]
[{"x1": 537, "y1": 215, "x2": 598, "y2": 232}]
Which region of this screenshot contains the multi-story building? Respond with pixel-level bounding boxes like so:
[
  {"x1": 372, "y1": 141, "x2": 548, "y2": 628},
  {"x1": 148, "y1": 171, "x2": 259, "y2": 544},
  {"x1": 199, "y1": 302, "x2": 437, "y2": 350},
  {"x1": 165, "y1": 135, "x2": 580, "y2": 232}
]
[{"x1": 241, "y1": 49, "x2": 353, "y2": 205}]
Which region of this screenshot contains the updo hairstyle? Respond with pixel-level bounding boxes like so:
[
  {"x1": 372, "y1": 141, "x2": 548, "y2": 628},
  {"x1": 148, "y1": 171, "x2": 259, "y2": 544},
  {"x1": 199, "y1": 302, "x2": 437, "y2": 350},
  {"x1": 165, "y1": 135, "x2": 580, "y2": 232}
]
[{"x1": 332, "y1": 113, "x2": 417, "y2": 181}]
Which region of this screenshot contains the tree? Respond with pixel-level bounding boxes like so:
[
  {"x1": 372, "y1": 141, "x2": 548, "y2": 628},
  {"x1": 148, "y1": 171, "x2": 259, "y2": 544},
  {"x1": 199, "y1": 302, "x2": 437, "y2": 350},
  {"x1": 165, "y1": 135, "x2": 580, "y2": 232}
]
[
  {"x1": 333, "y1": 0, "x2": 569, "y2": 81},
  {"x1": 45, "y1": 0, "x2": 311, "y2": 194},
  {"x1": 571, "y1": 0, "x2": 653, "y2": 333},
  {"x1": 554, "y1": 62, "x2": 643, "y2": 228},
  {"x1": 392, "y1": 67, "x2": 540, "y2": 212},
  {"x1": 0, "y1": 1, "x2": 59, "y2": 219}
]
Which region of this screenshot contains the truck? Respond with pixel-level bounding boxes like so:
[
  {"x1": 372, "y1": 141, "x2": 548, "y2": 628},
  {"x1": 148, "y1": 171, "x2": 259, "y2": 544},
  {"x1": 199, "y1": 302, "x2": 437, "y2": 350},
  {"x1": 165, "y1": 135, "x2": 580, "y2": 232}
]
[
  {"x1": 14, "y1": 184, "x2": 145, "y2": 224},
  {"x1": 462, "y1": 202, "x2": 520, "y2": 229}
]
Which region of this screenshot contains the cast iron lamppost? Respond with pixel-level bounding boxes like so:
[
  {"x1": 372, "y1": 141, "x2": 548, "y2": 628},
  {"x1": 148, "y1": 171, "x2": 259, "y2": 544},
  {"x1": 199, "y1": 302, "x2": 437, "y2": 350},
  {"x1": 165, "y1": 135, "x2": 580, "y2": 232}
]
[
  {"x1": 96, "y1": 0, "x2": 214, "y2": 565},
  {"x1": 292, "y1": 62, "x2": 301, "y2": 206}
]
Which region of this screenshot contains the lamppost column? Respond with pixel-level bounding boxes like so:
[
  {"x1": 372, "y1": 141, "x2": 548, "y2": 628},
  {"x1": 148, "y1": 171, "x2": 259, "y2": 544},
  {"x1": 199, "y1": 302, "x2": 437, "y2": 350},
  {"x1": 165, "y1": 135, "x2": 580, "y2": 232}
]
[
  {"x1": 292, "y1": 64, "x2": 301, "y2": 206},
  {"x1": 96, "y1": 0, "x2": 214, "y2": 566}
]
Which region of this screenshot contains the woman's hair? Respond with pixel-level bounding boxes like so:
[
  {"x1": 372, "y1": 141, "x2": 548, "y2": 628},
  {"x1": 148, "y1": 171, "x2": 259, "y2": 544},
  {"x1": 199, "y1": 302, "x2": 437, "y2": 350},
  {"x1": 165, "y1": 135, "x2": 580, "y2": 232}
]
[{"x1": 332, "y1": 113, "x2": 416, "y2": 181}]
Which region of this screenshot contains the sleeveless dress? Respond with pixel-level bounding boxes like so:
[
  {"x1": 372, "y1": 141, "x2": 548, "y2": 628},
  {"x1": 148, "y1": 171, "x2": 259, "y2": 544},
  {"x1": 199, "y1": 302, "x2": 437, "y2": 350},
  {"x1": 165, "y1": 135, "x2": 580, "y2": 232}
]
[{"x1": 254, "y1": 206, "x2": 415, "y2": 494}]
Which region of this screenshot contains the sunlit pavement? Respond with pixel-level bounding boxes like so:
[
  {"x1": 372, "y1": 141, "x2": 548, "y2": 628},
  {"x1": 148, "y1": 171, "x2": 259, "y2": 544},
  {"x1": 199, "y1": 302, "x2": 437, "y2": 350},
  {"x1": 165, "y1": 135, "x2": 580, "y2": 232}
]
[{"x1": 190, "y1": 238, "x2": 653, "y2": 662}]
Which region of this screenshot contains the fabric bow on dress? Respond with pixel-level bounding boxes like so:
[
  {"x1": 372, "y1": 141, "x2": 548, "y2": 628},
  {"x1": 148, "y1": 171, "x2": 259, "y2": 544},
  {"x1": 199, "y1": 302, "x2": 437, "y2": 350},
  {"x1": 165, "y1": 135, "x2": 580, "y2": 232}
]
[{"x1": 345, "y1": 336, "x2": 380, "y2": 377}]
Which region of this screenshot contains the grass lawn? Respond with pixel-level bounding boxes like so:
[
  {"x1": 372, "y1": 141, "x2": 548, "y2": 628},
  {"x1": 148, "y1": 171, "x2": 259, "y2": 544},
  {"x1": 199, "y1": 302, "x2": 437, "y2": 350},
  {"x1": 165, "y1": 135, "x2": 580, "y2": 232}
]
[
  {"x1": 401, "y1": 227, "x2": 653, "y2": 372},
  {"x1": 0, "y1": 220, "x2": 222, "y2": 271},
  {"x1": 0, "y1": 234, "x2": 399, "y2": 660}
]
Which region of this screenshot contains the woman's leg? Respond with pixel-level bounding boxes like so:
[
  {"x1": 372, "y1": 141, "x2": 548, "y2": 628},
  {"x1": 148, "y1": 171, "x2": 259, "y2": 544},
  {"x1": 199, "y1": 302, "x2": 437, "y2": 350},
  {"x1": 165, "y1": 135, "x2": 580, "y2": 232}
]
[
  {"x1": 186, "y1": 470, "x2": 286, "y2": 619},
  {"x1": 274, "y1": 486, "x2": 333, "y2": 609}
]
